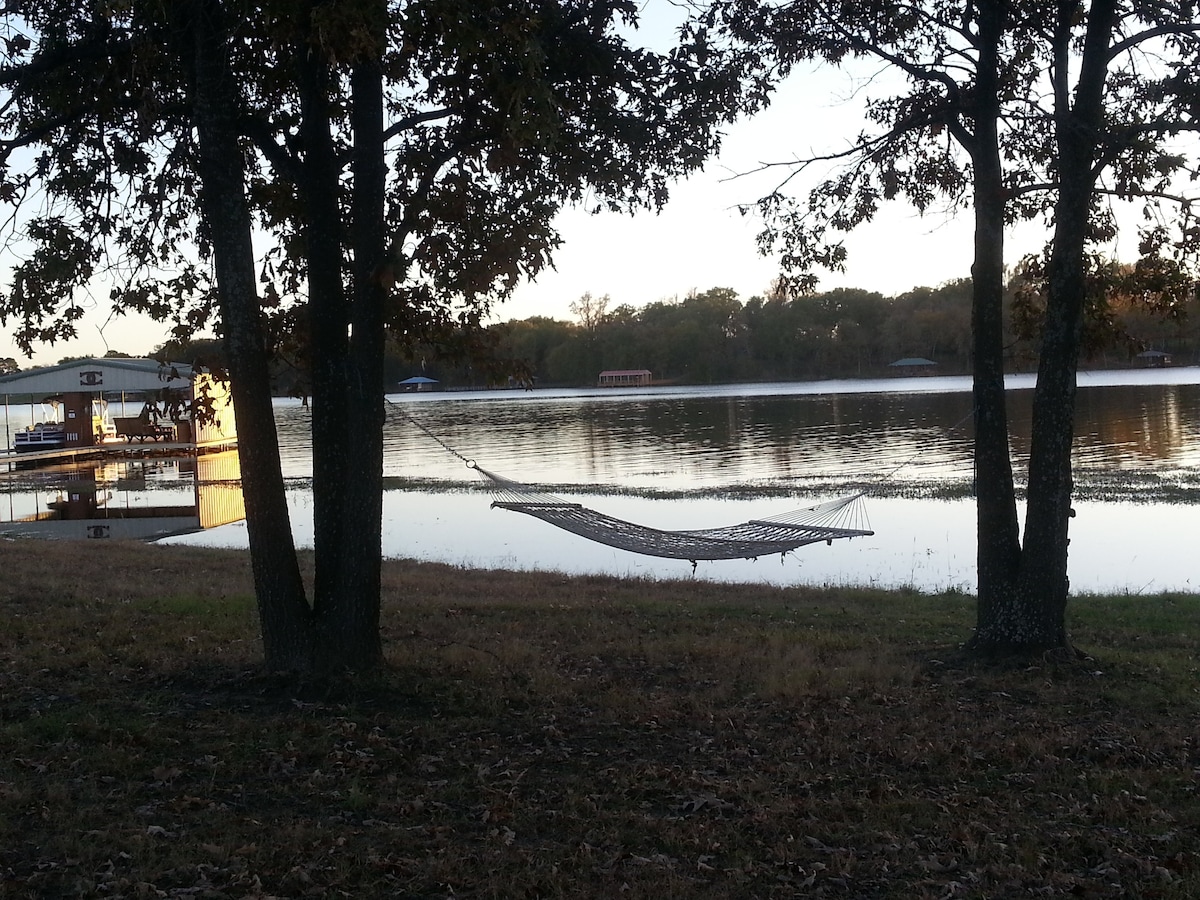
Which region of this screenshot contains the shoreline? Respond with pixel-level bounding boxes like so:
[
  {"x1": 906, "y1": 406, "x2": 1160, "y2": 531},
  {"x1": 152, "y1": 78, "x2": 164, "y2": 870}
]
[{"x1": 5, "y1": 535, "x2": 1197, "y2": 599}]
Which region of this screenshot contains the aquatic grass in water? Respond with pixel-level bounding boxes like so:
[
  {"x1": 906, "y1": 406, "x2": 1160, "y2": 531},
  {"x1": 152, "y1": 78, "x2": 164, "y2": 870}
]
[{"x1": 380, "y1": 469, "x2": 1200, "y2": 503}]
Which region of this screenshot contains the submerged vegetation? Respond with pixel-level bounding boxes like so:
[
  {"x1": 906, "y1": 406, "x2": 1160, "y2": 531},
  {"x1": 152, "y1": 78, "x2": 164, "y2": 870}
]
[
  {"x1": 2, "y1": 540, "x2": 1199, "y2": 896},
  {"x1": 379, "y1": 468, "x2": 1200, "y2": 504}
]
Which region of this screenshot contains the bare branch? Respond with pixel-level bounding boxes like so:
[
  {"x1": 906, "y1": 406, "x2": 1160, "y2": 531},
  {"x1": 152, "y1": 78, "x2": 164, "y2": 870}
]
[
  {"x1": 1107, "y1": 21, "x2": 1200, "y2": 61},
  {"x1": 381, "y1": 106, "x2": 454, "y2": 142}
]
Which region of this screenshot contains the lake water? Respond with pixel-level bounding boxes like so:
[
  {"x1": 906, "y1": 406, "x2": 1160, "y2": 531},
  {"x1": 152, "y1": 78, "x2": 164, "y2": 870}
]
[
  {"x1": 160, "y1": 368, "x2": 1199, "y2": 595},
  {"x1": 3, "y1": 370, "x2": 1195, "y2": 593}
]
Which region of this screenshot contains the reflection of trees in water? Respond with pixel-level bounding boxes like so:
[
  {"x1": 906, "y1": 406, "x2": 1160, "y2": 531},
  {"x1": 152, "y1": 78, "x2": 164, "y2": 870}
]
[
  {"x1": 739, "y1": 392, "x2": 978, "y2": 484},
  {"x1": 311, "y1": 382, "x2": 1200, "y2": 488},
  {"x1": 381, "y1": 391, "x2": 983, "y2": 486},
  {"x1": 998, "y1": 384, "x2": 1200, "y2": 468},
  {"x1": 1071, "y1": 385, "x2": 1198, "y2": 465}
]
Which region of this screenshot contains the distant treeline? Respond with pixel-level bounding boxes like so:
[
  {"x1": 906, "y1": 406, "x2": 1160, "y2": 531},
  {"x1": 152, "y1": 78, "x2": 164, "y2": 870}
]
[
  {"x1": 149, "y1": 279, "x2": 1199, "y2": 392},
  {"x1": 457, "y1": 280, "x2": 1200, "y2": 388}
]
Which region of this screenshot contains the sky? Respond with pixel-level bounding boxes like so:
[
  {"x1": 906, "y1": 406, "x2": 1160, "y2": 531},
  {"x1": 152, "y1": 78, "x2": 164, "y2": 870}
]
[{"x1": 0, "y1": 7, "x2": 1152, "y2": 369}]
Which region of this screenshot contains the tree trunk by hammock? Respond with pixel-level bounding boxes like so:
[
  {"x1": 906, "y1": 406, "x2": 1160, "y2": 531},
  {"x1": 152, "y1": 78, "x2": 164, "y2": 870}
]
[
  {"x1": 968, "y1": 0, "x2": 1024, "y2": 653},
  {"x1": 968, "y1": 0, "x2": 1118, "y2": 657}
]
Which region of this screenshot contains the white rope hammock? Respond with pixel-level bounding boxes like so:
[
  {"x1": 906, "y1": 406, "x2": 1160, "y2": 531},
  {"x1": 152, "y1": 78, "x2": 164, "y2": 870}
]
[
  {"x1": 393, "y1": 405, "x2": 876, "y2": 564},
  {"x1": 471, "y1": 462, "x2": 874, "y2": 563}
]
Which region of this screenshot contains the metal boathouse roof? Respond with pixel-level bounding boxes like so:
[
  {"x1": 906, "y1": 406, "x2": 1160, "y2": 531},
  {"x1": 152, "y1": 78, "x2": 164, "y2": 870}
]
[{"x1": 0, "y1": 358, "x2": 197, "y2": 399}]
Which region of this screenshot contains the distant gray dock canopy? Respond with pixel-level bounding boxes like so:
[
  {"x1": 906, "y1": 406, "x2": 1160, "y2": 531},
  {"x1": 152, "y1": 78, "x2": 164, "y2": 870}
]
[
  {"x1": 888, "y1": 357, "x2": 938, "y2": 375},
  {"x1": 398, "y1": 375, "x2": 439, "y2": 391},
  {"x1": 1136, "y1": 349, "x2": 1171, "y2": 367},
  {"x1": 598, "y1": 369, "x2": 652, "y2": 387}
]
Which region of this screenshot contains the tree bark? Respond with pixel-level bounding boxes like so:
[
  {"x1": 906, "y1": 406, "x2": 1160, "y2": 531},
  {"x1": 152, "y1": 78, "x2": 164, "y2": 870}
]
[
  {"x1": 970, "y1": 0, "x2": 1119, "y2": 655},
  {"x1": 967, "y1": 0, "x2": 1023, "y2": 654},
  {"x1": 310, "y1": 20, "x2": 388, "y2": 669},
  {"x1": 1018, "y1": 0, "x2": 1119, "y2": 630},
  {"x1": 295, "y1": 3, "x2": 385, "y2": 672},
  {"x1": 186, "y1": 0, "x2": 313, "y2": 669}
]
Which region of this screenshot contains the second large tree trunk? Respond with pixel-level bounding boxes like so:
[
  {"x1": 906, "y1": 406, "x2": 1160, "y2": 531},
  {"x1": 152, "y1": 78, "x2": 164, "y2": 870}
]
[
  {"x1": 969, "y1": 0, "x2": 1118, "y2": 656},
  {"x1": 187, "y1": 0, "x2": 313, "y2": 670},
  {"x1": 968, "y1": 0, "x2": 1023, "y2": 653},
  {"x1": 296, "y1": 6, "x2": 385, "y2": 672}
]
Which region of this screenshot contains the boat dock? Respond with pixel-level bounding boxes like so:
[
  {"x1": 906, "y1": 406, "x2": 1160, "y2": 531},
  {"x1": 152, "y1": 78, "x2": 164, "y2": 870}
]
[
  {"x1": 1, "y1": 358, "x2": 239, "y2": 472},
  {"x1": 2, "y1": 438, "x2": 239, "y2": 471}
]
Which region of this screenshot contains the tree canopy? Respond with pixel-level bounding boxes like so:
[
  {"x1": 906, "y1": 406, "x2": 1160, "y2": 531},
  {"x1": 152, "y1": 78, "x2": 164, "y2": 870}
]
[
  {"x1": 0, "y1": 0, "x2": 743, "y2": 673},
  {"x1": 704, "y1": 0, "x2": 1200, "y2": 655}
]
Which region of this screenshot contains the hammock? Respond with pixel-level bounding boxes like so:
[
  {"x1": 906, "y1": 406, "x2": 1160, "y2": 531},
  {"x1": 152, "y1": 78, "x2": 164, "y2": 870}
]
[{"x1": 472, "y1": 463, "x2": 873, "y2": 563}]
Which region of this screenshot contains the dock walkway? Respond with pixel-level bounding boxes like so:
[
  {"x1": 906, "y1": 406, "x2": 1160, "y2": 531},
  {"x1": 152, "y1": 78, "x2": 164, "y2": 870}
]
[{"x1": 2, "y1": 438, "x2": 238, "y2": 471}]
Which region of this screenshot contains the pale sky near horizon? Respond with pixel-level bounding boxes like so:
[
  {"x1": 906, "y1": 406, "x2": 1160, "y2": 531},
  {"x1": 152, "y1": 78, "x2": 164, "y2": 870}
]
[{"x1": 0, "y1": 7, "x2": 1149, "y2": 369}]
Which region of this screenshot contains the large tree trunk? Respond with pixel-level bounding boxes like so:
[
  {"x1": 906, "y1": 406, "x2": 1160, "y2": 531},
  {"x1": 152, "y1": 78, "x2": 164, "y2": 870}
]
[
  {"x1": 296, "y1": 8, "x2": 384, "y2": 672},
  {"x1": 186, "y1": 0, "x2": 313, "y2": 669},
  {"x1": 322, "y1": 35, "x2": 388, "y2": 666},
  {"x1": 1014, "y1": 0, "x2": 1118, "y2": 647},
  {"x1": 967, "y1": 0, "x2": 1023, "y2": 654},
  {"x1": 970, "y1": 0, "x2": 1119, "y2": 655}
]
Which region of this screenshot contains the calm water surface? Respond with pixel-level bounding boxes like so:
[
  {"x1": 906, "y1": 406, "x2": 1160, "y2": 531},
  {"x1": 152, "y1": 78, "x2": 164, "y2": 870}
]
[
  {"x1": 272, "y1": 368, "x2": 1200, "y2": 489},
  {"x1": 167, "y1": 368, "x2": 1199, "y2": 594},
  {"x1": 4, "y1": 371, "x2": 1194, "y2": 591}
]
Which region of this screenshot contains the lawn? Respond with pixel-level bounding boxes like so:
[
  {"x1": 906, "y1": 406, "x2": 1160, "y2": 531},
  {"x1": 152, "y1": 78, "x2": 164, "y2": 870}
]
[{"x1": 2, "y1": 540, "x2": 1198, "y2": 897}]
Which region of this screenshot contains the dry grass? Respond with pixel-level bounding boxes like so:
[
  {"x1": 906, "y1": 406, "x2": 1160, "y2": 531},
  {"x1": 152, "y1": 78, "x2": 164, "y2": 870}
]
[{"x1": 2, "y1": 539, "x2": 1199, "y2": 898}]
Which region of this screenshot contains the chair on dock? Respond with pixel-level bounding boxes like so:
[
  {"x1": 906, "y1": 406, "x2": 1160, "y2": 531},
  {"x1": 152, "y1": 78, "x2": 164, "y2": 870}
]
[{"x1": 113, "y1": 411, "x2": 175, "y2": 443}]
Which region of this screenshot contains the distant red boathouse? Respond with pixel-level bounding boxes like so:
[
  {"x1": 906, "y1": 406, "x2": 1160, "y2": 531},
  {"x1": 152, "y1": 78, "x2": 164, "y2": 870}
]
[{"x1": 597, "y1": 369, "x2": 652, "y2": 387}]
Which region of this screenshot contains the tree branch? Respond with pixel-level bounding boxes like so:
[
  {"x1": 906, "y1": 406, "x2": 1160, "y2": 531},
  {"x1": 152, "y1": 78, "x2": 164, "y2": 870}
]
[
  {"x1": 240, "y1": 112, "x2": 301, "y2": 183},
  {"x1": 1107, "y1": 21, "x2": 1200, "y2": 61},
  {"x1": 381, "y1": 106, "x2": 454, "y2": 142}
]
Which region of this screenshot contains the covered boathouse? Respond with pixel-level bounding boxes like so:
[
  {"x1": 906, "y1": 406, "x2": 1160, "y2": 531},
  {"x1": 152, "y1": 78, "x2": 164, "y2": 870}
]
[
  {"x1": 598, "y1": 369, "x2": 652, "y2": 388},
  {"x1": 0, "y1": 357, "x2": 237, "y2": 467}
]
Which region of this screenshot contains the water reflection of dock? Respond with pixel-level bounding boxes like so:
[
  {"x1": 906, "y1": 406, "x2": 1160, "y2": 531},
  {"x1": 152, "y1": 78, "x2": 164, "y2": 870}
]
[
  {"x1": 2, "y1": 439, "x2": 239, "y2": 469},
  {"x1": 0, "y1": 452, "x2": 245, "y2": 541}
]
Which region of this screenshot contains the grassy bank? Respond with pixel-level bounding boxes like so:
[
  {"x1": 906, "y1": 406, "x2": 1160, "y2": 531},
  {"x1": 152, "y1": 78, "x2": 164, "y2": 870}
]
[{"x1": 2, "y1": 540, "x2": 1198, "y2": 898}]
